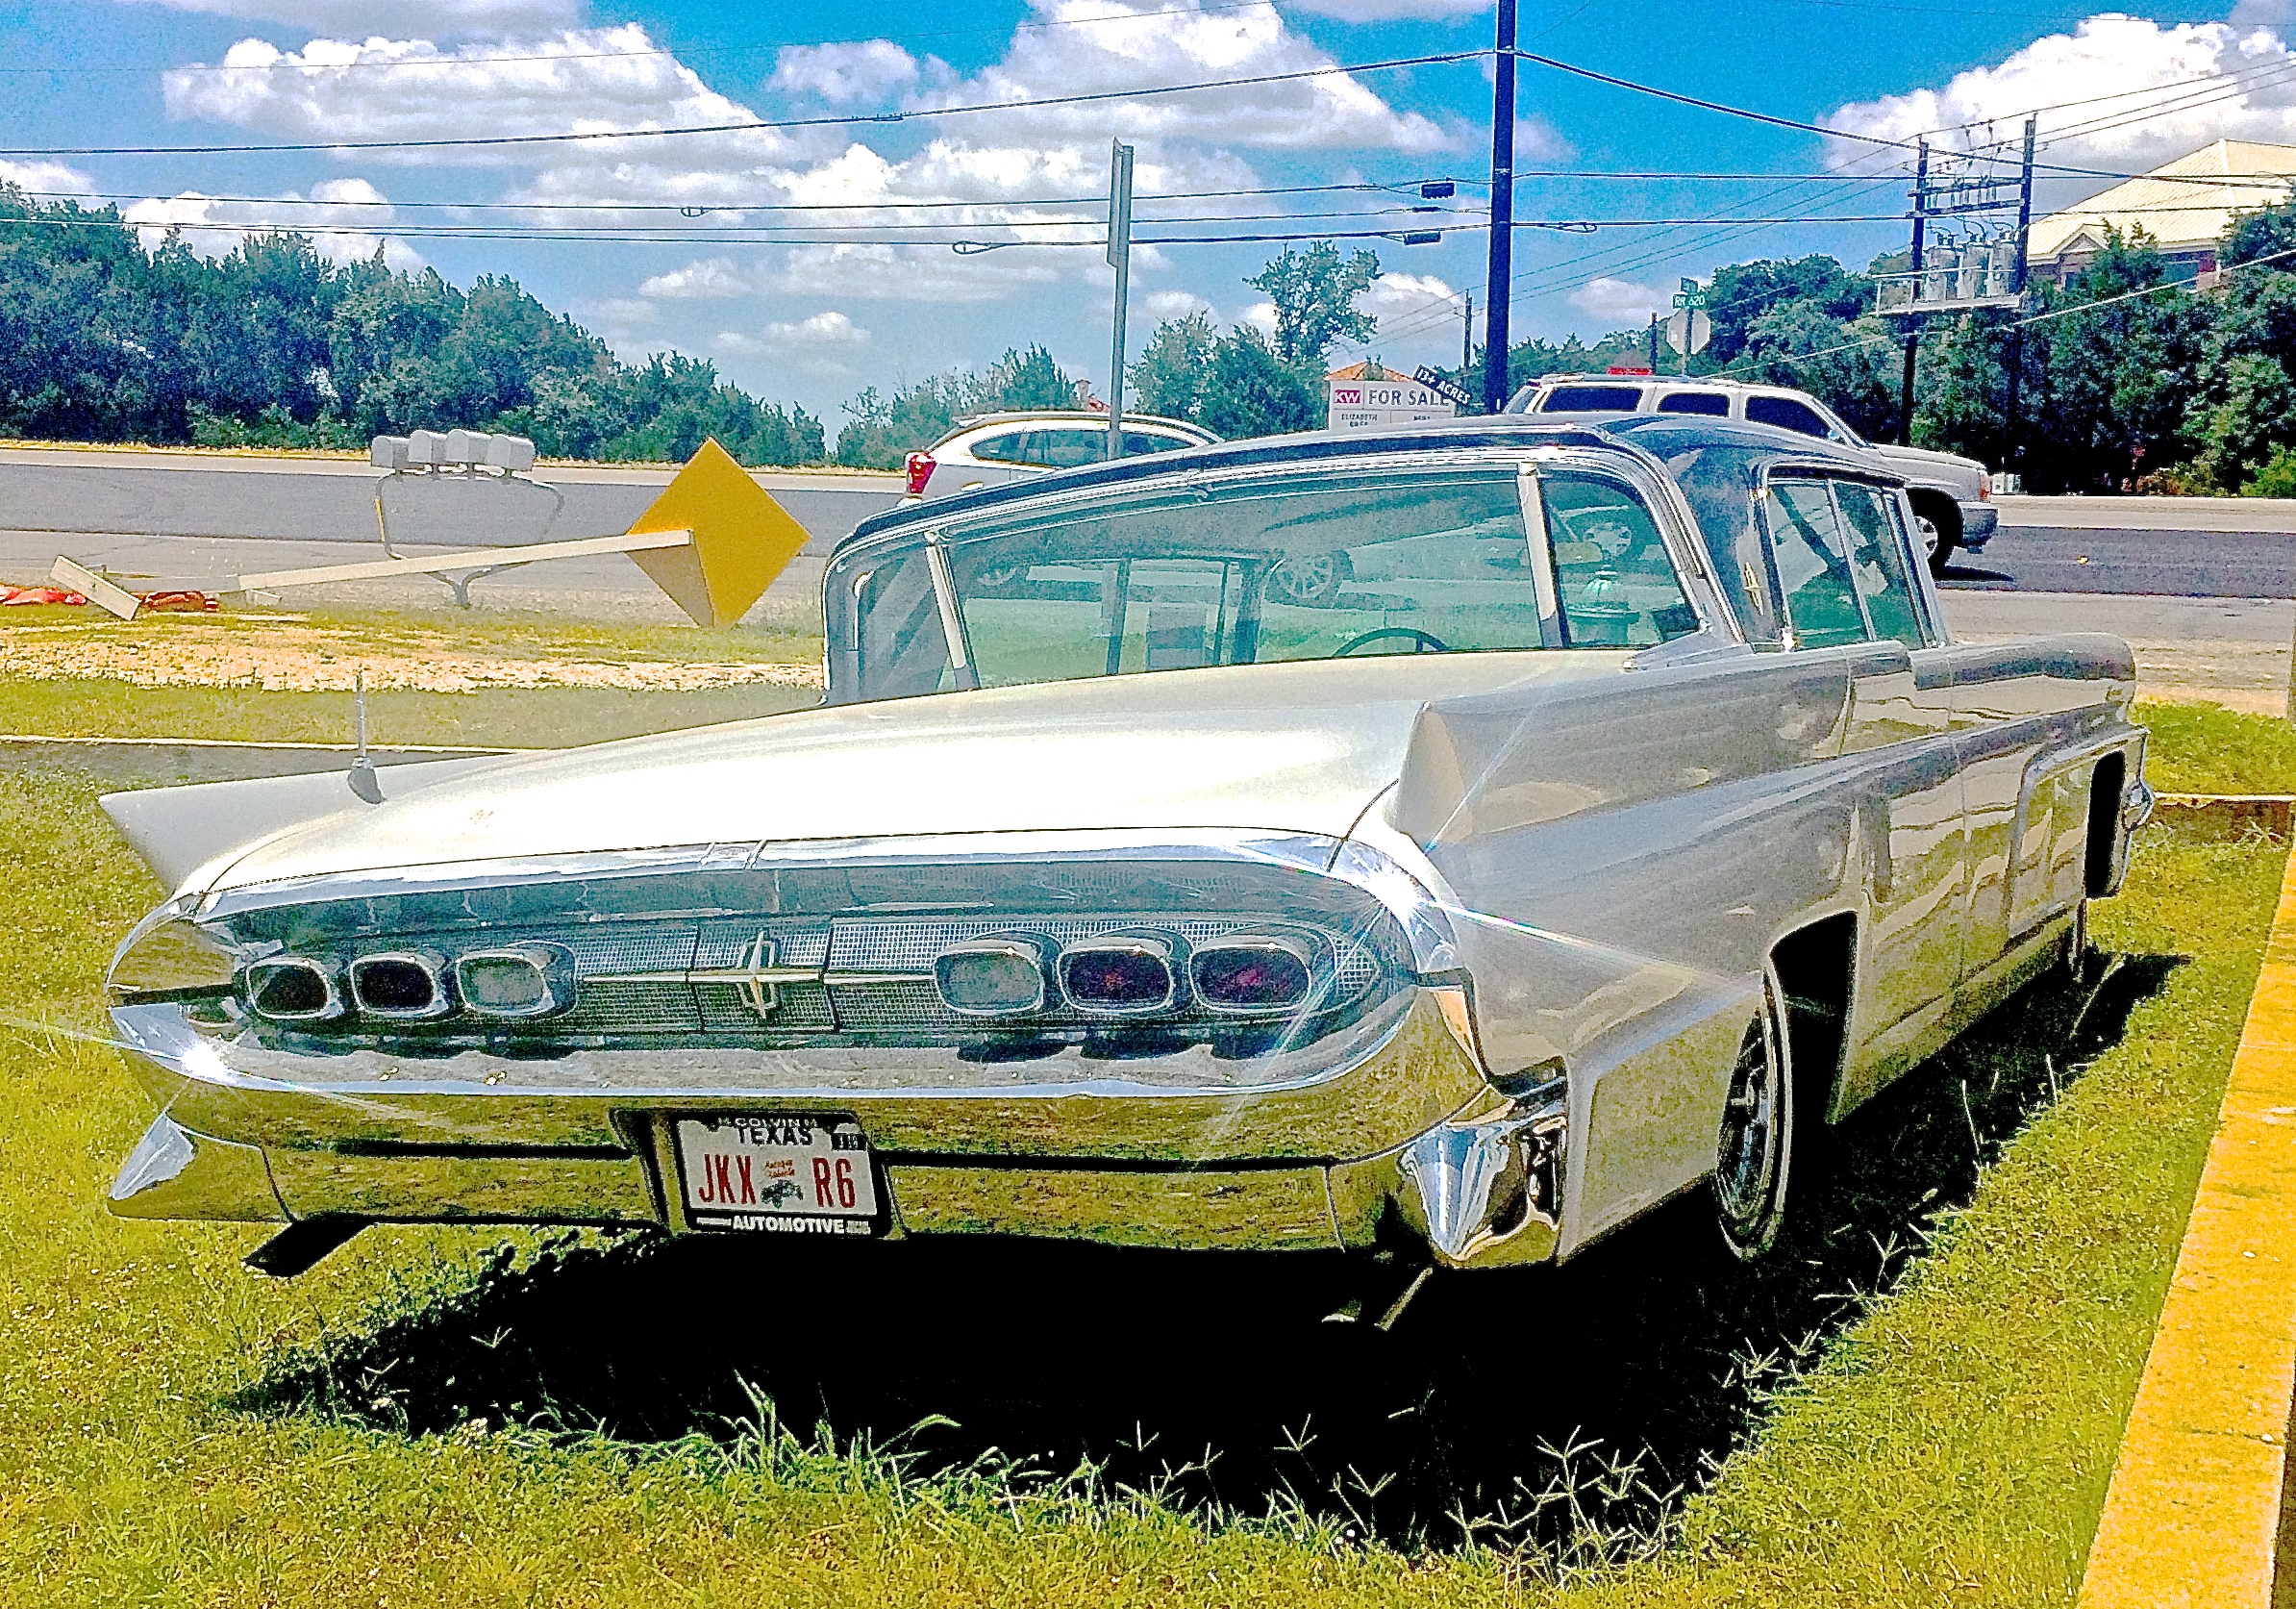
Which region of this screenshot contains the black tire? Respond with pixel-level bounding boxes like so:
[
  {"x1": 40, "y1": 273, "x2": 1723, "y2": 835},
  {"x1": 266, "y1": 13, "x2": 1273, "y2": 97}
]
[
  {"x1": 1910, "y1": 496, "x2": 1961, "y2": 580},
  {"x1": 1714, "y1": 968, "x2": 1794, "y2": 1261}
]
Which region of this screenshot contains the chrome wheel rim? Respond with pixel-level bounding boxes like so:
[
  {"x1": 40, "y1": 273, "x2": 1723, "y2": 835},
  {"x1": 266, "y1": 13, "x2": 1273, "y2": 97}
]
[{"x1": 1714, "y1": 993, "x2": 1785, "y2": 1250}]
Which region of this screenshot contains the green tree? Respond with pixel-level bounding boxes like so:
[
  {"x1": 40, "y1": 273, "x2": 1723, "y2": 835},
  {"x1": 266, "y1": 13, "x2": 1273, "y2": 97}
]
[
  {"x1": 1127, "y1": 312, "x2": 1215, "y2": 420},
  {"x1": 1196, "y1": 328, "x2": 1318, "y2": 440},
  {"x1": 1246, "y1": 243, "x2": 1381, "y2": 370},
  {"x1": 2188, "y1": 354, "x2": 2296, "y2": 490},
  {"x1": 1737, "y1": 301, "x2": 1902, "y2": 440},
  {"x1": 1704, "y1": 255, "x2": 1873, "y2": 365},
  {"x1": 2224, "y1": 198, "x2": 2296, "y2": 268}
]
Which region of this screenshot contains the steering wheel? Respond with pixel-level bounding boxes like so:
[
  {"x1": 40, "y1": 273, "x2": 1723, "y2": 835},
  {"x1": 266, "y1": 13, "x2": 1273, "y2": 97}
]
[{"x1": 1335, "y1": 627, "x2": 1450, "y2": 657}]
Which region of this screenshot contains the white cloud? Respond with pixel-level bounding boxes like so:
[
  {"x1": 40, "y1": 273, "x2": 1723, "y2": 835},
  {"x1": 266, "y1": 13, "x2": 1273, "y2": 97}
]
[
  {"x1": 124, "y1": 0, "x2": 579, "y2": 33},
  {"x1": 1826, "y1": 15, "x2": 2296, "y2": 174},
  {"x1": 1143, "y1": 288, "x2": 1213, "y2": 318},
  {"x1": 903, "y1": 0, "x2": 1449, "y2": 154},
  {"x1": 762, "y1": 241, "x2": 1068, "y2": 303},
  {"x1": 122, "y1": 177, "x2": 423, "y2": 267},
  {"x1": 717, "y1": 310, "x2": 872, "y2": 353},
  {"x1": 162, "y1": 24, "x2": 805, "y2": 167},
  {"x1": 1567, "y1": 277, "x2": 1670, "y2": 326},
  {"x1": 1241, "y1": 300, "x2": 1279, "y2": 336},
  {"x1": 638, "y1": 257, "x2": 751, "y2": 298},
  {"x1": 768, "y1": 40, "x2": 921, "y2": 104},
  {"x1": 2232, "y1": 0, "x2": 2292, "y2": 24},
  {"x1": 1363, "y1": 270, "x2": 1461, "y2": 330},
  {"x1": 0, "y1": 159, "x2": 98, "y2": 201}
]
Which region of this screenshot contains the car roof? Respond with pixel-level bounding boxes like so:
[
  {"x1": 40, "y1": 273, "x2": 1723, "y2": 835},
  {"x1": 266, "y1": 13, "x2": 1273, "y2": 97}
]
[
  {"x1": 835, "y1": 415, "x2": 1896, "y2": 562},
  {"x1": 1526, "y1": 374, "x2": 1803, "y2": 397},
  {"x1": 944, "y1": 411, "x2": 1214, "y2": 435}
]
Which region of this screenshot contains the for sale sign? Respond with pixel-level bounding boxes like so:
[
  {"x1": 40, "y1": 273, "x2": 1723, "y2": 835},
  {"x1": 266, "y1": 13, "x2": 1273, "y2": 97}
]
[{"x1": 1327, "y1": 379, "x2": 1459, "y2": 434}]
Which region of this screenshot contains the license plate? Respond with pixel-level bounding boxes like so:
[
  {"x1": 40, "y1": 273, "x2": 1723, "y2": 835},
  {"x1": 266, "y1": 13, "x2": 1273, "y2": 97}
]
[{"x1": 672, "y1": 1115, "x2": 878, "y2": 1236}]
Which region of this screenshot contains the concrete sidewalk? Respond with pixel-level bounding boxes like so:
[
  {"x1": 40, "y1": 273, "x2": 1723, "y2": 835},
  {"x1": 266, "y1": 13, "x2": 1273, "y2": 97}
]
[{"x1": 2079, "y1": 841, "x2": 2296, "y2": 1607}]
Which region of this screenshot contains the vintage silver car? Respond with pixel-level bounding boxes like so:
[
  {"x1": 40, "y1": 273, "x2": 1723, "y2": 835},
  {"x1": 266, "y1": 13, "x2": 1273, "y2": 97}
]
[{"x1": 99, "y1": 415, "x2": 2151, "y2": 1287}]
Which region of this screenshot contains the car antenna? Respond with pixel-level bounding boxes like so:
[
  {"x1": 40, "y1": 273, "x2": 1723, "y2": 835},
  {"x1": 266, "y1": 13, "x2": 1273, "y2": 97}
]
[{"x1": 347, "y1": 668, "x2": 383, "y2": 804}]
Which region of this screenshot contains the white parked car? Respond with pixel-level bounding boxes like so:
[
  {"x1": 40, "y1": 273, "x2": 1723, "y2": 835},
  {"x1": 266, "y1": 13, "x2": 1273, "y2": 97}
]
[
  {"x1": 1509, "y1": 376, "x2": 1995, "y2": 576},
  {"x1": 904, "y1": 412, "x2": 1218, "y2": 500}
]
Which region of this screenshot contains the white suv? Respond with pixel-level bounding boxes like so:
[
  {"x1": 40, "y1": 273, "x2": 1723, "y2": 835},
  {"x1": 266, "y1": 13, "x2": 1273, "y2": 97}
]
[
  {"x1": 1510, "y1": 375, "x2": 1994, "y2": 575},
  {"x1": 904, "y1": 412, "x2": 1219, "y2": 500}
]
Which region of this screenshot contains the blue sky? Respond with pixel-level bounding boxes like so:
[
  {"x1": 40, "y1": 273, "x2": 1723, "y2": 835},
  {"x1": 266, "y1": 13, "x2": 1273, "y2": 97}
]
[{"x1": 0, "y1": 0, "x2": 2285, "y2": 421}]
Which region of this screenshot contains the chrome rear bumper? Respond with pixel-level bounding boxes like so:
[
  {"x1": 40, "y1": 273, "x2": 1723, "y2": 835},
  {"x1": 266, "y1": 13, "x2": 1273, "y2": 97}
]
[{"x1": 107, "y1": 989, "x2": 1568, "y2": 1270}]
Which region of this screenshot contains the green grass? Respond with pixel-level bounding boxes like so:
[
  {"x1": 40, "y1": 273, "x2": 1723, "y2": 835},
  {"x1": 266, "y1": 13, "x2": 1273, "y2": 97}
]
[
  {"x1": 2134, "y1": 698, "x2": 2296, "y2": 794},
  {"x1": 0, "y1": 729, "x2": 2283, "y2": 1604}
]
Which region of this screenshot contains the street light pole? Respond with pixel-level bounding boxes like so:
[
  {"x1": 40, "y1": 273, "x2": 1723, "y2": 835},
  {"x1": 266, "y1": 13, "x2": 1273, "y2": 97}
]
[
  {"x1": 1106, "y1": 138, "x2": 1135, "y2": 461},
  {"x1": 1481, "y1": 0, "x2": 1516, "y2": 415}
]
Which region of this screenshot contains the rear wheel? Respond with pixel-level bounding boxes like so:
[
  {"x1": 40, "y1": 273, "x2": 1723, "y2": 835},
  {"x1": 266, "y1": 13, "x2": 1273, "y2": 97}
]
[
  {"x1": 1910, "y1": 495, "x2": 1961, "y2": 579},
  {"x1": 1714, "y1": 970, "x2": 1794, "y2": 1261}
]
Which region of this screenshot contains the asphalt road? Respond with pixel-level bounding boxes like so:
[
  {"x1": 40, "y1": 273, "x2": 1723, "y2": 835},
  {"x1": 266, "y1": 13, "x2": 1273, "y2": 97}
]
[
  {"x1": 0, "y1": 446, "x2": 907, "y2": 555},
  {"x1": 1945, "y1": 522, "x2": 2296, "y2": 597}
]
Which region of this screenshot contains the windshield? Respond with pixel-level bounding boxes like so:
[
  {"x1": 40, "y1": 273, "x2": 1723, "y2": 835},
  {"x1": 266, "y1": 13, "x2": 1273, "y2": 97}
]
[{"x1": 830, "y1": 464, "x2": 1699, "y2": 701}]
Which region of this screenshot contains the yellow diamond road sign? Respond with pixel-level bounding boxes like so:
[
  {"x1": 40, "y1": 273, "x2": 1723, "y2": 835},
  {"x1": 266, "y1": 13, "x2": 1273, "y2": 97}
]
[{"x1": 625, "y1": 438, "x2": 811, "y2": 629}]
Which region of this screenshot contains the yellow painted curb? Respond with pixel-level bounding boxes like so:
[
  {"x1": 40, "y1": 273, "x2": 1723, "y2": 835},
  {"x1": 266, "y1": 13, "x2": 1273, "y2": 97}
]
[{"x1": 2079, "y1": 843, "x2": 2296, "y2": 1609}]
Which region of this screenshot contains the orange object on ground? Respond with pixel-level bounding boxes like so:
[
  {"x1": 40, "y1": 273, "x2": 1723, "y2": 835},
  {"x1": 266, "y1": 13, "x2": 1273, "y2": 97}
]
[
  {"x1": 137, "y1": 591, "x2": 218, "y2": 613},
  {"x1": 0, "y1": 586, "x2": 87, "y2": 606}
]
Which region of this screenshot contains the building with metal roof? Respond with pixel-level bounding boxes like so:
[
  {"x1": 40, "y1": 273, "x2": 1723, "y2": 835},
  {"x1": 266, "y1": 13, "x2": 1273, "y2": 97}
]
[{"x1": 2027, "y1": 138, "x2": 2296, "y2": 288}]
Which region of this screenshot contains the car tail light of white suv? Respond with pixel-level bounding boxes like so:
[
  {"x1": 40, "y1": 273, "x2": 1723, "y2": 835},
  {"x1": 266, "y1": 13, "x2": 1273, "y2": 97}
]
[{"x1": 904, "y1": 451, "x2": 936, "y2": 497}]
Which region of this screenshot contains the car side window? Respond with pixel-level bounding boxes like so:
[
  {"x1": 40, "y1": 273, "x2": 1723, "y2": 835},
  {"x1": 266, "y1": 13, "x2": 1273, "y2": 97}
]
[
  {"x1": 1656, "y1": 391, "x2": 1729, "y2": 415},
  {"x1": 1832, "y1": 482, "x2": 1928, "y2": 647},
  {"x1": 1744, "y1": 395, "x2": 1832, "y2": 438},
  {"x1": 968, "y1": 432, "x2": 1034, "y2": 465},
  {"x1": 1540, "y1": 385, "x2": 1643, "y2": 412},
  {"x1": 1037, "y1": 430, "x2": 1107, "y2": 469},
  {"x1": 1764, "y1": 479, "x2": 1868, "y2": 649},
  {"x1": 1124, "y1": 430, "x2": 1188, "y2": 456},
  {"x1": 1544, "y1": 474, "x2": 1701, "y2": 647}
]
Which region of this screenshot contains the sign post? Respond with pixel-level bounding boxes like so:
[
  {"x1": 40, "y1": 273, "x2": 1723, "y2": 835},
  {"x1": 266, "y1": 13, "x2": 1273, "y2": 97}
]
[
  {"x1": 1666, "y1": 280, "x2": 1710, "y2": 374},
  {"x1": 1106, "y1": 139, "x2": 1135, "y2": 461}
]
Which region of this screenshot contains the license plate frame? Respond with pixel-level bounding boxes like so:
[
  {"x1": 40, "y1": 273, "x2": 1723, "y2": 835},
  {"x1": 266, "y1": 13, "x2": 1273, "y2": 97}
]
[{"x1": 668, "y1": 1113, "x2": 881, "y2": 1237}]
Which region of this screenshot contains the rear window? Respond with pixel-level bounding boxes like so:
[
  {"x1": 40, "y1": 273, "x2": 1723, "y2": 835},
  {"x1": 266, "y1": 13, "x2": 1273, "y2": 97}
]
[
  {"x1": 968, "y1": 431, "x2": 1036, "y2": 465},
  {"x1": 1744, "y1": 395, "x2": 1832, "y2": 438},
  {"x1": 1657, "y1": 390, "x2": 1730, "y2": 415},
  {"x1": 1539, "y1": 385, "x2": 1643, "y2": 413},
  {"x1": 1124, "y1": 430, "x2": 1192, "y2": 456}
]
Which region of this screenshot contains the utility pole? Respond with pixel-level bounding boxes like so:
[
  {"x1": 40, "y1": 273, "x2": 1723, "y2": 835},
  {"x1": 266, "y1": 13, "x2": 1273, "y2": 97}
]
[
  {"x1": 1462, "y1": 290, "x2": 1474, "y2": 376},
  {"x1": 2003, "y1": 114, "x2": 2035, "y2": 488},
  {"x1": 1481, "y1": 0, "x2": 1516, "y2": 415},
  {"x1": 1901, "y1": 138, "x2": 1927, "y2": 445},
  {"x1": 1105, "y1": 138, "x2": 1135, "y2": 461},
  {"x1": 1648, "y1": 311, "x2": 1659, "y2": 372}
]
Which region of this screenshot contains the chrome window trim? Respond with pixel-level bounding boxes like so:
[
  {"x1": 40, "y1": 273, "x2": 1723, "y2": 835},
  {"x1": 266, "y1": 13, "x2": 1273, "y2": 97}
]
[
  {"x1": 922, "y1": 532, "x2": 978, "y2": 691},
  {"x1": 1515, "y1": 463, "x2": 1563, "y2": 648},
  {"x1": 827, "y1": 441, "x2": 1733, "y2": 691}
]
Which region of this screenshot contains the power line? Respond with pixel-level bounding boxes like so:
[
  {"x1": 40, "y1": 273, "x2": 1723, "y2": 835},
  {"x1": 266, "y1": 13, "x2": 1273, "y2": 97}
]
[
  {"x1": 0, "y1": 49, "x2": 1485, "y2": 157},
  {"x1": 0, "y1": 213, "x2": 1481, "y2": 247},
  {"x1": 10, "y1": 179, "x2": 1485, "y2": 215}
]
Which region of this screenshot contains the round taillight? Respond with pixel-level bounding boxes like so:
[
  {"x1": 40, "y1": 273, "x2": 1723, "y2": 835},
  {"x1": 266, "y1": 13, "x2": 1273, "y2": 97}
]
[
  {"x1": 245, "y1": 957, "x2": 342, "y2": 1021},
  {"x1": 1059, "y1": 936, "x2": 1177, "y2": 1015},
  {"x1": 936, "y1": 938, "x2": 1050, "y2": 1017},
  {"x1": 349, "y1": 953, "x2": 451, "y2": 1019},
  {"x1": 1191, "y1": 939, "x2": 1313, "y2": 1015}
]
